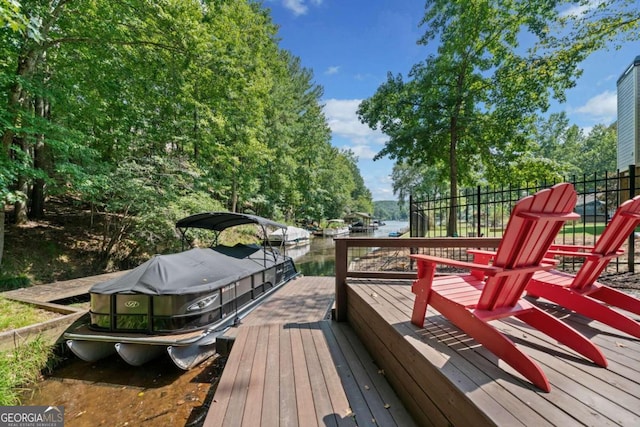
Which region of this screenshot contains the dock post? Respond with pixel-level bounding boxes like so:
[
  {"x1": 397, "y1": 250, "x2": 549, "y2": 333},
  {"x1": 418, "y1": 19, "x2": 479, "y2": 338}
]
[{"x1": 335, "y1": 238, "x2": 348, "y2": 322}]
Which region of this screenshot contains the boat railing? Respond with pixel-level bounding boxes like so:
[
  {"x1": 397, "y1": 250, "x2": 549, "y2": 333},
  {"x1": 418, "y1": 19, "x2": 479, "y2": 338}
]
[{"x1": 333, "y1": 237, "x2": 502, "y2": 321}]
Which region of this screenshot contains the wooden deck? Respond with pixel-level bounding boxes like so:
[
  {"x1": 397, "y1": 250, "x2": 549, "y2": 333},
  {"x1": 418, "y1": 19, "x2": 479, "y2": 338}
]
[
  {"x1": 2, "y1": 271, "x2": 126, "y2": 303},
  {"x1": 204, "y1": 275, "x2": 417, "y2": 426},
  {"x1": 346, "y1": 278, "x2": 640, "y2": 426},
  {"x1": 0, "y1": 272, "x2": 124, "y2": 351}
]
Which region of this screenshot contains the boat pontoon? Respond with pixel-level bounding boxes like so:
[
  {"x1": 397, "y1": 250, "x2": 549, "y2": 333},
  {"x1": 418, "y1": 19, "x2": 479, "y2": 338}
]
[{"x1": 64, "y1": 212, "x2": 299, "y2": 369}]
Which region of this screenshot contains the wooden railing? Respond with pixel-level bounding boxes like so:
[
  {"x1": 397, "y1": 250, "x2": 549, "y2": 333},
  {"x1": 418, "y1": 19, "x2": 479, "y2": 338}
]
[{"x1": 333, "y1": 237, "x2": 502, "y2": 321}]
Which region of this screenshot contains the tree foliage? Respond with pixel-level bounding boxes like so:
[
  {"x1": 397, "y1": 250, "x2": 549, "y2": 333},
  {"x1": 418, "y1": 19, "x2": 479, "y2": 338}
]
[
  {"x1": 358, "y1": 0, "x2": 639, "y2": 236},
  {"x1": 0, "y1": 0, "x2": 371, "y2": 267}
]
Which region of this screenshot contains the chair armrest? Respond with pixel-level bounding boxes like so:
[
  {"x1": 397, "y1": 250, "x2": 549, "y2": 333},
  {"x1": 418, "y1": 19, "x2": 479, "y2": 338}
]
[
  {"x1": 547, "y1": 248, "x2": 624, "y2": 259},
  {"x1": 548, "y1": 244, "x2": 594, "y2": 252},
  {"x1": 410, "y1": 254, "x2": 502, "y2": 274}
]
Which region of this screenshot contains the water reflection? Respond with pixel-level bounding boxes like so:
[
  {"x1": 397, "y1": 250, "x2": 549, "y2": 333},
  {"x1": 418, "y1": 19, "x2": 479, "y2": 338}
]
[{"x1": 289, "y1": 220, "x2": 408, "y2": 277}]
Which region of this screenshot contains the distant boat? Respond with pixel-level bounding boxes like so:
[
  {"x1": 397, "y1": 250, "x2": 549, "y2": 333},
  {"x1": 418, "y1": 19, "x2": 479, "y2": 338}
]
[
  {"x1": 388, "y1": 231, "x2": 402, "y2": 237},
  {"x1": 268, "y1": 225, "x2": 311, "y2": 246},
  {"x1": 322, "y1": 219, "x2": 350, "y2": 237},
  {"x1": 64, "y1": 212, "x2": 299, "y2": 370}
]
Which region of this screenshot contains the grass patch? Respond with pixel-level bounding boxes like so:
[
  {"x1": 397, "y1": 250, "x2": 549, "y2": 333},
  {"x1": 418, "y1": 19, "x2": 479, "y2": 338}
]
[
  {"x1": 0, "y1": 274, "x2": 31, "y2": 291},
  {"x1": 560, "y1": 223, "x2": 607, "y2": 236},
  {"x1": 0, "y1": 297, "x2": 60, "y2": 332},
  {"x1": 0, "y1": 336, "x2": 57, "y2": 405}
]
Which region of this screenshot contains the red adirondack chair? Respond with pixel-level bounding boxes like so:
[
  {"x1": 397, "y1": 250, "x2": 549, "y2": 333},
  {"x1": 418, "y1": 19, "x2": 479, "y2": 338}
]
[
  {"x1": 409, "y1": 183, "x2": 607, "y2": 392},
  {"x1": 527, "y1": 195, "x2": 640, "y2": 338}
]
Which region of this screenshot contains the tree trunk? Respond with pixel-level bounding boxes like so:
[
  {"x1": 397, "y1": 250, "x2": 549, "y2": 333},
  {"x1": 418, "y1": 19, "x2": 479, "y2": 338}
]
[
  {"x1": 448, "y1": 117, "x2": 458, "y2": 237},
  {"x1": 230, "y1": 174, "x2": 238, "y2": 213},
  {"x1": 14, "y1": 178, "x2": 29, "y2": 224},
  {"x1": 13, "y1": 135, "x2": 29, "y2": 224},
  {"x1": 0, "y1": 210, "x2": 5, "y2": 266},
  {"x1": 30, "y1": 95, "x2": 51, "y2": 219}
]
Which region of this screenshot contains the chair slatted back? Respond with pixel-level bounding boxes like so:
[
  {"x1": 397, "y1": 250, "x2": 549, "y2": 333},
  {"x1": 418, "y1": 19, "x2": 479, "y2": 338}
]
[
  {"x1": 478, "y1": 183, "x2": 578, "y2": 310},
  {"x1": 571, "y1": 195, "x2": 640, "y2": 290}
]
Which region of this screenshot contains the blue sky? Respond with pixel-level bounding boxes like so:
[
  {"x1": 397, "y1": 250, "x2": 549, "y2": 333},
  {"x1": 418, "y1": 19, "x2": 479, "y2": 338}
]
[{"x1": 266, "y1": 0, "x2": 639, "y2": 201}]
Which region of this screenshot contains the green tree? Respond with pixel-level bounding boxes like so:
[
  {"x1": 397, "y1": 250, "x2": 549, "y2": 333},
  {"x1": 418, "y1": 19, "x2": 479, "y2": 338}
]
[
  {"x1": 344, "y1": 150, "x2": 373, "y2": 214},
  {"x1": 359, "y1": 0, "x2": 639, "y2": 236},
  {"x1": 579, "y1": 123, "x2": 617, "y2": 176},
  {"x1": 0, "y1": 0, "x2": 370, "y2": 271},
  {"x1": 391, "y1": 160, "x2": 449, "y2": 203}
]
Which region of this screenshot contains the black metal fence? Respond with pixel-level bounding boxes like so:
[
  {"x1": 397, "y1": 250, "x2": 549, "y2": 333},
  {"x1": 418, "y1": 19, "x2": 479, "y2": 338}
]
[{"x1": 409, "y1": 166, "x2": 640, "y2": 273}]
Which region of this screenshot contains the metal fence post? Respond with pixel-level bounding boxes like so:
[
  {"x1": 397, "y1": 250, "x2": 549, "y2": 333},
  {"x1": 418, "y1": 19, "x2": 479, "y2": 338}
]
[
  {"x1": 629, "y1": 165, "x2": 636, "y2": 273},
  {"x1": 476, "y1": 185, "x2": 481, "y2": 238}
]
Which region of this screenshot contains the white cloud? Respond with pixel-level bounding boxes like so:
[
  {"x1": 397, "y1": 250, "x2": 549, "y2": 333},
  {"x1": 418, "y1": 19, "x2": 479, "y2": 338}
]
[
  {"x1": 560, "y1": 1, "x2": 603, "y2": 17},
  {"x1": 281, "y1": 0, "x2": 322, "y2": 16},
  {"x1": 325, "y1": 66, "x2": 340, "y2": 75},
  {"x1": 574, "y1": 90, "x2": 617, "y2": 123},
  {"x1": 323, "y1": 99, "x2": 394, "y2": 200},
  {"x1": 323, "y1": 98, "x2": 388, "y2": 160},
  {"x1": 349, "y1": 144, "x2": 379, "y2": 159}
]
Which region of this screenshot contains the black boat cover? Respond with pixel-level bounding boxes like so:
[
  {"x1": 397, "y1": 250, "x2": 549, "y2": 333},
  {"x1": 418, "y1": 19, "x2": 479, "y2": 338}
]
[
  {"x1": 176, "y1": 212, "x2": 287, "y2": 231},
  {"x1": 90, "y1": 245, "x2": 285, "y2": 295}
]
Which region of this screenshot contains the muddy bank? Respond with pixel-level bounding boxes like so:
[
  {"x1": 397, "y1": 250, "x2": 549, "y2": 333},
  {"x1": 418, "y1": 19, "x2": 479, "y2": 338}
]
[{"x1": 20, "y1": 350, "x2": 224, "y2": 427}]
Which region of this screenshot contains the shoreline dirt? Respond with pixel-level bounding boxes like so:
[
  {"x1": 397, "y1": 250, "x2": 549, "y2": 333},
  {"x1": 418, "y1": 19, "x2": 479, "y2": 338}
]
[{"x1": 19, "y1": 351, "x2": 224, "y2": 427}]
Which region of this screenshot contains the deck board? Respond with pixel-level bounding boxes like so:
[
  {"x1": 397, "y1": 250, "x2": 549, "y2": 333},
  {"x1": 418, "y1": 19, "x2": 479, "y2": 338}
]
[
  {"x1": 2, "y1": 271, "x2": 126, "y2": 303},
  {"x1": 368, "y1": 279, "x2": 637, "y2": 426},
  {"x1": 346, "y1": 278, "x2": 640, "y2": 426},
  {"x1": 204, "y1": 276, "x2": 415, "y2": 427}
]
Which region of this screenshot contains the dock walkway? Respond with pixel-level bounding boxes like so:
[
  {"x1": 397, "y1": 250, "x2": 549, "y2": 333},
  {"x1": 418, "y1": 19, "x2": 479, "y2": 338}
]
[
  {"x1": 203, "y1": 275, "x2": 416, "y2": 427},
  {"x1": 2, "y1": 271, "x2": 125, "y2": 303}
]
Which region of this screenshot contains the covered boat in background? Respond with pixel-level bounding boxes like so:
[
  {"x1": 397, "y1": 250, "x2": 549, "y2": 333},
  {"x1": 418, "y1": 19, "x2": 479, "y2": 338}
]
[
  {"x1": 64, "y1": 212, "x2": 299, "y2": 369},
  {"x1": 267, "y1": 225, "x2": 311, "y2": 246}
]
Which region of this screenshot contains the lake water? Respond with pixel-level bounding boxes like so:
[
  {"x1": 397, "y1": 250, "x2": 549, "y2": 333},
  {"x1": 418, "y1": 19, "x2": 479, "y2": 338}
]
[{"x1": 290, "y1": 220, "x2": 409, "y2": 277}]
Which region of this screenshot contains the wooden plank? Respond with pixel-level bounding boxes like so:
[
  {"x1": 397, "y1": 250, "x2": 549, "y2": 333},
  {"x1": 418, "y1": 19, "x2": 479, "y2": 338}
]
[
  {"x1": 203, "y1": 323, "x2": 252, "y2": 427},
  {"x1": 319, "y1": 321, "x2": 374, "y2": 423},
  {"x1": 332, "y1": 322, "x2": 419, "y2": 427},
  {"x1": 329, "y1": 321, "x2": 403, "y2": 427},
  {"x1": 370, "y1": 280, "x2": 578, "y2": 426},
  {"x1": 491, "y1": 316, "x2": 640, "y2": 425},
  {"x1": 346, "y1": 289, "x2": 472, "y2": 427},
  {"x1": 290, "y1": 324, "x2": 318, "y2": 427},
  {"x1": 236, "y1": 276, "x2": 334, "y2": 326},
  {"x1": 204, "y1": 277, "x2": 417, "y2": 427},
  {"x1": 309, "y1": 323, "x2": 357, "y2": 427},
  {"x1": 2, "y1": 271, "x2": 126, "y2": 302},
  {"x1": 351, "y1": 281, "x2": 500, "y2": 424},
  {"x1": 279, "y1": 324, "x2": 298, "y2": 427},
  {"x1": 299, "y1": 322, "x2": 339, "y2": 427},
  {"x1": 241, "y1": 325, "x2": 269, "y2": 426},
  {"x1": 346, "y1": 305, "x2": 456, "y2": 427},
  {"x1": 220, "y1": 326, "x2": 260, "y2": 427},
  {"x1": 261, "y1": 324, "x2": 281, "y2": 426}
]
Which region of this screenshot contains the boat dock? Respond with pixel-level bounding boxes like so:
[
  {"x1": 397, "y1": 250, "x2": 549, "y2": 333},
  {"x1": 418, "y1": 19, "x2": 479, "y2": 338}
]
[
  {"x1": 5, "y1": 235, "x2": 640, "y2": 425},
  {"x1": 204, "y1": 275, "x2": 416, "y2": 426}
]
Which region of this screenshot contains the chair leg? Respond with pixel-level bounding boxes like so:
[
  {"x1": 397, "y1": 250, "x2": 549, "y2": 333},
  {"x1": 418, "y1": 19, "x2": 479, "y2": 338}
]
[
  {"x1": 516, "y1": 306, "x2": 607, "y2": 367},
  {"x1": 411, "y1": 279, "x2": 430, "y2": 327},
  {"x1": 590, "y1": 285, "x2": 640, "y2": 317},
  {"x1": 429, "y1": 292, "x2": 551, "y2": 392},
  {"x1": 528, "y1": 281, "x2": 640, "y2": 339},
  {"x1": 411, "y1": 261, "x2": 436, "y2": 327}
]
